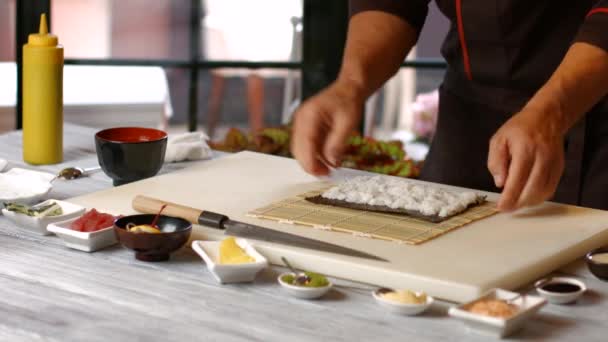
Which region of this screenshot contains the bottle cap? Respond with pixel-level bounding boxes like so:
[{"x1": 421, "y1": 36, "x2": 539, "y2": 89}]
[{"x1": 28, "y1": 14, "x2": 58, "y2": 47}]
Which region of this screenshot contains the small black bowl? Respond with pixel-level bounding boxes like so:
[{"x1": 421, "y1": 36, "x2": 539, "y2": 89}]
[
  {"x1": 95, "y1": 127, "x2": 167, "y2": 186},
  {"x1": 114, "y1": 214, "x2": 192, "y2": 262},
  {"x1": 586, "y1": 247, "x2": 608, "y2": 281}
]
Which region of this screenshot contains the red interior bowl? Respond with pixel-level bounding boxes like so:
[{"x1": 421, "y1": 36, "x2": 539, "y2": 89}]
[
  {"x1": 96, "y1": 127, "x2": 167, "y2": 144},
  {"x1": 95, "y1": 127, "x2": 168, "y2": 186}
]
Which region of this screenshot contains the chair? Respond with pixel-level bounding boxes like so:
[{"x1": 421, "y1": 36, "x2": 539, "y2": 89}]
[{"x1": 202, "y1": 0, "x2": 302, "y2": 137}]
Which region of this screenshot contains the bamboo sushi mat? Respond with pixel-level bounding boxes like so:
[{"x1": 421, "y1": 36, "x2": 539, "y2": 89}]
[{"x1": 248, "y1": 189, "x2": 498, "y2": 245}]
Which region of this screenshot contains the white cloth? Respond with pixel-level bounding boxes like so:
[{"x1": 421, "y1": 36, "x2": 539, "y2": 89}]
[{"x1": 164, "y1": 132, "x2": 213, "y2": 163}]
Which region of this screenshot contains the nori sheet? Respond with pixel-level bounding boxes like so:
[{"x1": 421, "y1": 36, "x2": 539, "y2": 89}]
[{"x1": 305, "y1": 195, "x2": 486, "y2": 223}]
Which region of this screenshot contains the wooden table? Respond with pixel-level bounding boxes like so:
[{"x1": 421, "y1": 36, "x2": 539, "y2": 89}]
[{"x1": 1, "y1": 124, "x2": 606, "y2": 342}]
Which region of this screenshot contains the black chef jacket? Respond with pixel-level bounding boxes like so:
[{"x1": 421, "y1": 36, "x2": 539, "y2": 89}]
[{"x1": 350, "y1": 0, "x2": 608, "y2": 210}]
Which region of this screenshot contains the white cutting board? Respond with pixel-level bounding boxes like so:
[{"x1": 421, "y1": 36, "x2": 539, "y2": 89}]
[{"x1": 69, "y1": 151, "x2": 608, "y2": 302}]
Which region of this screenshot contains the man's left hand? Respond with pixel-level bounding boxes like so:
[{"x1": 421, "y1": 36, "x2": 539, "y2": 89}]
[{"x1": 487, "y1": 107, "x2": 566, "y2": 211}]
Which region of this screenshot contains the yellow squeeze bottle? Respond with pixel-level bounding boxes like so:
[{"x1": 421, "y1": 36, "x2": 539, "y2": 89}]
[{"x1": 22, "y1": 13, "x2": 64, "y2": 165}]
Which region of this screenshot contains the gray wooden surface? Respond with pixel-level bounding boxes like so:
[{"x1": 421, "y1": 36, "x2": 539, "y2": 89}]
[{"x1": 0, "y1": 124, "x2": 606, "y2": 342}]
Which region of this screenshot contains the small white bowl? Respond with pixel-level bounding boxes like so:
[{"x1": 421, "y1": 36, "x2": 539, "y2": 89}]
[
  {"x1": 277, "y1": 272, "x2": 333, "y2": 299},
  {"x1": 47, "y1": 216, "x2": 117, "y2": 252},
  {"x1": 1, "y1": 200, "x2": 86, "y2": 235},
  {"x1": 449, "y1": 288, "x2": 547, "y2": 338},
  {"x1": 0, "y1": 168, "x2": 54, "y2": 206},
  {"x1": 191, "y1": 239, "x2": 268, "y2": 284},
  {"x1": 372, "y1": 289, "x2": 434, "y2": 315},
  {"x1": 535, "y1": 277, "x2": 586, "y2": 305}
]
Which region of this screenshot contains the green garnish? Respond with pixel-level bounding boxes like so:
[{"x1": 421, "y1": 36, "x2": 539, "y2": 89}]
[
  {"x1": 281, "y1": 272, "x2": 329, "y2": 288},
  {"x1": 304, "y1": 272, "x2": 329, "y2": 287},
  {"x1": 3, "y1": 201, "x2": 63, "y2": 218},
  {"x1": 281, "y1": 274, "x2": 295, "y2": 284}
]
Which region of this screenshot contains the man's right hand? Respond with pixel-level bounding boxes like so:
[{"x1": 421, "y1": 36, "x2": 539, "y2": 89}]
[
  {"x1": 291, "y1": 8, "x2": 418, "y2": 176},
  {"x1": 291, "y1": 81, "x2": 365, "y2": 176}
]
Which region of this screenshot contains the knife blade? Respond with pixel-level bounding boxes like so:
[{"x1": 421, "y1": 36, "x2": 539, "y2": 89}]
[
  {"x1": 223, "y1": 220, "x2": 386, "y2": 261},
  {"x1": 133, "y1": 195, "x2": 387, "y2": 262}
]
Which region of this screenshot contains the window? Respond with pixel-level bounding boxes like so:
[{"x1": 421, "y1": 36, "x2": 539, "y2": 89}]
[
  {"x1": 0, "y1": 0, "x2": 16, "y2": 132},
  {"x1": 11, "y1": 0, "x2": 446, "y2": 146}
]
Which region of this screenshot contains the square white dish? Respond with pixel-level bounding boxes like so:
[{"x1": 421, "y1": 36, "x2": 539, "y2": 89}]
[
  {"x1": 47, "y1": 216, "x2": 117, "y2": 252},
  {"x1": 191, "y1": 239, "x2": 268, "y2": 284},
  {"x1": 1, "y1": 200, "x2": 86, "y2": 235},
  {"x1": 448, "y1": 288, "x2": 547, "y2": 338}
]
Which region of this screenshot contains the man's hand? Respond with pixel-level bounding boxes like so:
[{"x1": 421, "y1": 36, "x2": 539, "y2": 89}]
[
  {"x1": 487, "y1": 106, "x2": 566, "y2": 211},
  {"x1": 291, "y1": 81, "x2": 365, "y2": 176},
  {"x1": 291, "y1": 9, "x2": 418, "y2": 176}
]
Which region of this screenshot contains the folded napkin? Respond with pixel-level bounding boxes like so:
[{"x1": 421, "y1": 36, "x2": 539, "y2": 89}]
[{"x1": 164, "y1": 132, "x2": 213, "y2": 163}]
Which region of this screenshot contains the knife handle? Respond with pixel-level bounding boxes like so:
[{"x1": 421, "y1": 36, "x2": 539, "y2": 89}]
[{"x1": 132, "y1": 195, "x2": 228, "y2": 229}]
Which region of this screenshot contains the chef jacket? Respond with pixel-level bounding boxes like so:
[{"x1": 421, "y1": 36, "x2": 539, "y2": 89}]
[{"x1": 350, "y1": 0, "x2": 608, "y2": 209}]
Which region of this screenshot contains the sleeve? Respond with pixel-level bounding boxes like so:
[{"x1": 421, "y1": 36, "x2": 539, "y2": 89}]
[
  {"x1": 349, "y1": 0, "x2": 431, "y2": 35},
  {"x1": 574, "y1": 1, "x2": 608, "y2": 52}
]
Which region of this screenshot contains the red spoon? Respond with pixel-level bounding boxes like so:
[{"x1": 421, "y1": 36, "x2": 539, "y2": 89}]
[{"x1": 150, "y1": 204, "x2": 167, "y2": 229}]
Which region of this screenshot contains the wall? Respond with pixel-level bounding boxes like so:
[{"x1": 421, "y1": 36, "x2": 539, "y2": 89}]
[
  {"x1": 51, "y1": 0, "x2": 111, "y2": 58},
  {"x1": 109, "y1": 0, "x2": 175, "y2": 59},
  {"x1": 0, "y1": 0, "x2": 15, "y2": 61}
]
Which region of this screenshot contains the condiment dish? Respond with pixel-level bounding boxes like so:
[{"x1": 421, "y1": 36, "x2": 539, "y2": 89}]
[
  {"x1": 2, "y1": 199, "x2": 85, "y2": 235},
  {"x1": 47, "y1": 215, "x2": 117, "y2": 252},
  {"x1": 535, "y1": 277, "x2": 586, "y2": 304},
  {"x1": 372, "y1": 288, "x2": 434, "y2": 315},
  {"x1": 192, "y1": 239, "x2": 268, "y2": 284},
  {"x1": 0, "y1": 168, "x2": 54, "y2": 206},
  {"x1": 278, "y1": 272, "x2": 333, "y2": 299},
  {"x1": 586, "y1": 247, "x2": 608, "y2": 281},
  {"x1": 114, "y1": 214, "x2": 192, "y2": 261},
  {"x1": 448, "y1": 288, "x2": 547, "y2": 338}
]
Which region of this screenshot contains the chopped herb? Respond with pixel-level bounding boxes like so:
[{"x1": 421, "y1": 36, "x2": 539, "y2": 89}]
[
  {"x1": 281, "y1": 272, "x2": 329, "y2": 288},
  {"x1": 3, "y1": 201, "x2": 63, "y2": 217}
]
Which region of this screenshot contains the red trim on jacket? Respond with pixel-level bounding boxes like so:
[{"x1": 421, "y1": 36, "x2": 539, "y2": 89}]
[
  {"x1": 587, "y1": 8, "x2": 608, "y2": 18},
  {"x1": 455, "y1": 0, "x2": 472, "y2": 80}
]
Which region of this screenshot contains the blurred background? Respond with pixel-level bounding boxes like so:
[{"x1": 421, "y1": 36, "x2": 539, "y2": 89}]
[{"x1": 0, "y1": 0, "x2": 448, "y2": 162}]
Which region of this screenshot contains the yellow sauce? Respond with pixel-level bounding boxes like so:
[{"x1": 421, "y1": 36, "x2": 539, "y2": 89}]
[
  {"x1": 219, "y1": 237, "x2": 255, "y2": 264},
  {"x1": 381, "y1": 290, "x2": 427, "y2": 304}
]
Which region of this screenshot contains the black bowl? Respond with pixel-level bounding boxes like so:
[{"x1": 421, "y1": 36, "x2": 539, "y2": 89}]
[
  {"x1": 95, "y1": 127, "x2": 167, "y2": 186},
  {"x1": 114, "y1": 214, "x2": 192, "y2": 262},
  {"x1": 586, "y1": 247, "x2": 608, "y2": 281}
]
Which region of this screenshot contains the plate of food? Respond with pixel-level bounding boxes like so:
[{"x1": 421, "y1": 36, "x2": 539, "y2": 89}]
[
  {"x1": 0, "y1": 168, "x2": 54, "y2": 207},
  {"x1": 278, "y1": 271, "x2": 332, "y2": 299},
  {"x1": 2, "y1": 199, "x2": 86, "y2": 235},
  {"x1": 47, "y1": 208, "x2": 120, "y2": 252},
  {"x1": 372, "y1": 288, "x2": 434, "y2": 315},
  {"x1": 192, "y1": 237, "x2": 268, "y2": 283},
  {"x1": 448, "y1": 288, "x2": 546, "y2": 338}
]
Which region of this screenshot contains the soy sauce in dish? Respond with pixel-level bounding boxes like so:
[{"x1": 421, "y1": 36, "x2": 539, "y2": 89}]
[{"x1": 541, "y1": 282, "x2": 582, "y2": 293}]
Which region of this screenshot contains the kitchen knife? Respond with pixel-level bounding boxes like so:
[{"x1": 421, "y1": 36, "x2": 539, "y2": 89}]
[{"x1": 132, "y1": 195, "x2": 387, "y2": 262}]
